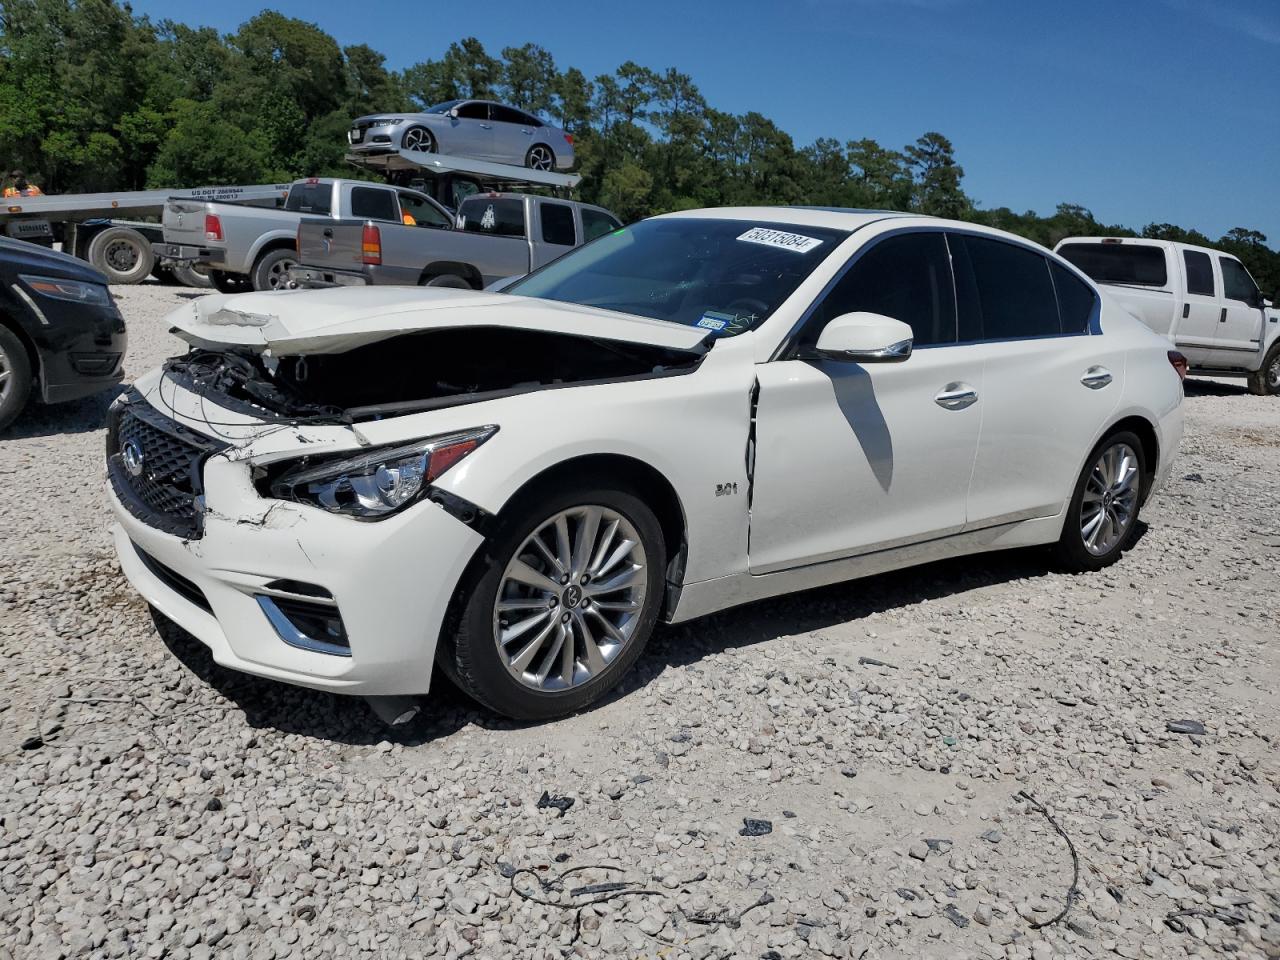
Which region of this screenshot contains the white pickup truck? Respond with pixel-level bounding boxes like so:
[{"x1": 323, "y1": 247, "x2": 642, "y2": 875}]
[
  {"x1": 1057, "y1": 237, "x2": 1280, "y2": 395},
  {"x1": 152, "y1": 178, "x2": 452, "y2": 294}
]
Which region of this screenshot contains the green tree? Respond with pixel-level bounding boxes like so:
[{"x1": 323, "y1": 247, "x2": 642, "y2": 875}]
[{"x1": 905, "y1": 131, "x2": 967, "y2": 218}]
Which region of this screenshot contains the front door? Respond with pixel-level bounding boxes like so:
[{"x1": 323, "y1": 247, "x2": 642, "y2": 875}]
[
  {"x1": 749, "y1": 231, "x2": 983, "y2": 573},
  {"x1": 1212, "y1": 256, "x2": 1266, "y2": 364},
  {"x1": 449, "y1": 101, "x2": 494, "y2": 160}
]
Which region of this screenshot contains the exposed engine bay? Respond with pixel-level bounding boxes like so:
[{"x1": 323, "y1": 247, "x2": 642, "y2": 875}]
[{"x1": 163, "y1": 327, "x2": 706, "y2": 423}]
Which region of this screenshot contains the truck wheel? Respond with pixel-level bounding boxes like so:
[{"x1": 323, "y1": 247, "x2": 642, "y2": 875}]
[
  {"x1": 172, "y1": 262, "x2": 214, "y2": 289},
  {"x1": 0, "y1": 325, "x2": 33, "y2": 432},
  {"x1": 210, "y1": 270, "x2": 252, "y2": 294},
  {"x1": 250, "y1": 249, "x2": 297, "y2": 292},
  {"x1": 1246, "y1": 342, "x2": 1280, "y2": 396},
  {"x1": 423, "y1": 274, "x2": 471, "y2": 289},
  {"x1": 87, "y1": 226, "x2": 154, "y2": 285}
]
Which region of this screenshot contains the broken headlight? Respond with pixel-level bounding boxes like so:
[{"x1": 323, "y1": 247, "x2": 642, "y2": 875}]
[{"x1": 268, "y1": 426, "x2": 496, "y2": 519}]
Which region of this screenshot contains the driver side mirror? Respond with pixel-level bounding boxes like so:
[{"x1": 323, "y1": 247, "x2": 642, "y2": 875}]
[
  {"x1": 449, "y1": 107, "x2": 460, "y2": 118},
  {"x1": 813, "y1": 312, "x2": 914, "y2": 363}
]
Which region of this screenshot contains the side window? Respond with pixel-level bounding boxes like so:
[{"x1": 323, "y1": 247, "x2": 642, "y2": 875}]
[
  {"x1": 456, "y1": 198, "x2": 526, "y2": 238},
  {"x1": 398, "y1": 192, "x2": 451, "y2": 229},
  {"x1": 349, "y1": 187, "x2": 400, "y2": 222},
  {"x1": 1049, "y1": 261, "x2": 1097, "y2": 333},
  {"x1": 454, "y1": 101, "x2": 489, "y2": 120},
  {"x1": 516, "y1": 109, "x2": 543, "y2": 127},
  {"x1": 1220, "y1": 257, "x2": 1259, "y2": 303},
  {"x1": 952, "y1": 234, "x2": 1061, "y2": 340},
  {"x1": 1183, "y1": 250, "x2": 1215, "y2": 297},
  {"x1": 490, "y1": 104, "x2": 525, "y2": 125},
  {"x1": 800, "y1": 232, "x2": 957, "y2": 352},
  {"x1": 581, "y1": 208, "x2": 621, "y2": 242},
  {"x1": 540, "y1": 202, "x2": 576, "y2": 246}
]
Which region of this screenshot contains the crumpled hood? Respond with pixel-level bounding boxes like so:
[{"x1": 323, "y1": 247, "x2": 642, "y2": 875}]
[{"x1": 170, "y1": 287, "x2": 709, "y2": 355}]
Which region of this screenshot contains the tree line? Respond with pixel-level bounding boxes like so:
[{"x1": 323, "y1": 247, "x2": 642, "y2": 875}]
[{"x1": 1, "y1": 1, "x2": 1277, "y2": 296}]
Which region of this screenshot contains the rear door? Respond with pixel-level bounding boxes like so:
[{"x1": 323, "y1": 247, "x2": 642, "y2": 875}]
[
  {"x1": 957, "y1": 234, "x2": 1124, "y2": 527},
  {"x1": 1177, "y1": 248, "x2": 1221, "y2": 357},
  {"x1": 1213, "y1": 256, "x2": 1266, "y2": 361},
  {"x1": 489, "y1": 104, "x2": 539, "y2": 164},
  {"x1": 532, "y1": 200, "x2": 577, "y2": 269}
]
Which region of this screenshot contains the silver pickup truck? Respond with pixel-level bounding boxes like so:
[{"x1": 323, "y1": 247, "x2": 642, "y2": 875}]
[
  {"x1": 291, "y1": 192, "x2": 621, "y2": 290},
  {"x1": 152, "y1": 178, "x2": 453, "y2": 293}
]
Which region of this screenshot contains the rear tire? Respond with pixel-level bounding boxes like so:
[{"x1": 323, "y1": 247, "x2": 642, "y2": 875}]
[
  {"x1": 423, "y1": 273, "x2": 471, "y2": 289},
  {"x1": 172, "y1": 262, "x2": 214, "y2": 289},
  {"x1": 210, "y1": 270, "x2": 252, "y2": 294},
  {"x1": 87, "y1": 226, "x2": 154, "y2": 285},
  {"x1": 1246, "y1": 342, "x2": 1280, "y2": 396},
  {"x1": 0, "y1": 325, "x2": 33, "y2": 432},
  {"x1": 1052, "y1": 430, "x2": 1147, "y2": 572},
  {"x1": 440, "y1": 481, "x2": 666, "y2": 721},
  {"x1": 525, "y1": 144, "x2": 555, "y2": 171},
  {"x1": 250, "y1": 249, "x2": 297, "y2": 292}
]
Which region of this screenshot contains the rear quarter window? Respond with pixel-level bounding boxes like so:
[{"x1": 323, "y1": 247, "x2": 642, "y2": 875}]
[
  {"x1": 1058, "y1": 243, "x2": 1168, "y2": 288},
  {"x1": 457, "y1": 198, "x2": 526, "y2": 238},
  {"x1": 1050, "y1": 261, "x2": 1097, "y2": 333}
]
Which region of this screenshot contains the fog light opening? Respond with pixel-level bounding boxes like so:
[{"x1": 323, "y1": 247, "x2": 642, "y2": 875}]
[{"x1": 256, "y1": 595, "x2": 351, "y2": 657}]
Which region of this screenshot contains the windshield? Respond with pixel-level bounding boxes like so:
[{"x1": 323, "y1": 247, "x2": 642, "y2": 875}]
[
  {"x1": 423, "y1": 100, "x2": 462, "y2": 114},
  {"x1": 505, "y1": 218, "x2": 847, "y2": 337}
]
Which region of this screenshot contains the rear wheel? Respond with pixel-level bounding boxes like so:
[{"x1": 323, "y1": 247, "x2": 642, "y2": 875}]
[
  {"x1": 402, "y1": 126, "x2": 435, "y2": 153},
  {"x1": 1053, "y1": 430, "x2": 1146, "y2": 572},
  {"x1": 0, "y1": 325, "x2": 33, "y2": 431},
  {"x1": 422, "y1": 273, "x2": 471, "y2": 289},
  {"x1": 525, "y1": 144, "x2": 555, "y2": 171},
  {"x1": 441, "y1": 484, "x2": 666, "y2": 721},
  {"x1": 172, "y1": 261, "x2": 214, "y2": 289},
  {"x1": 250, "y1": 248, "x2": 297, "y2": 292},
  {"x1": 87, "y1": 226, "x2": 154, "y2": 285},
  {"x1": 1246, "y1": 342, "x2": 1280, "y2": 396}
]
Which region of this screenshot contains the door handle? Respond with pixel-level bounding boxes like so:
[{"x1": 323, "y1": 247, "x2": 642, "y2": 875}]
[
  {"x1": 1220, "y1": 308, "x2": 1227, "y2": 323},
  {"x1": 522, "y1": 129, "x2": 534, "y2": 135},
  {"x1": 1080, "y1": 366, "x2": 1112, "y2": 389},
  {"x1": 934, "y1": 383, "x2": 978, "y2": 410},
  {"x1": 479, "y1": 123, "x2": 493, "y2": 129},
  {"x1": 1182, "y1": 303, "x2": 1190, "y2": 319}
]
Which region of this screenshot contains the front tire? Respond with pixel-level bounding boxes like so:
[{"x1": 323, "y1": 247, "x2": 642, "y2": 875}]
[
  {"x1": 1053, "y1": 430, "x2": 1146, "y2": 572},
  {"x1": 0, "y1": 325, "x2": 33, "y2": 431},
  {"x1": 441, "y1": 483, "x2": 666, "y2": 721},
  {"x1": 1246, "y1": 342, "x2": 1280, "y2": 396},
  {"x1": 402, "y1": 126, "x2": 435, "y2": 153}
]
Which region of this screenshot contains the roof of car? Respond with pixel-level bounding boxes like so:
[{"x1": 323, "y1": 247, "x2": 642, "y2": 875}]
[{"x1": 656, "y1": 206, "x2": 918, "y2": 231}]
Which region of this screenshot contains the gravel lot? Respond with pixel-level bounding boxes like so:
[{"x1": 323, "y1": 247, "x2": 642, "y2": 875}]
[{"x1": 2, "y1": 283, "x2": 1278, "y2": 960}]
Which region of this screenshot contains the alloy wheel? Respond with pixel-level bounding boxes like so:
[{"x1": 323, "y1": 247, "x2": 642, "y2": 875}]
[
  {"x1": 0, "y1": 348, "x2": 11, "y2": 404},
  {"x1": 493, "y1": 505, "x2": 647, "y2": 692},
  {"x1": 527, "y1": 145, "x2": 554, "y2": 171},
  {"x1": 1268, "y1": 353, "x2": 1280, "y2": 392},
  {"x1": 1080, "y1": 441, "x2": 1139, "y2": 556},
  {"x1": 402, "y1": 126, "x2": 434, "y2": 152},
  {"x1": 266, "y1": 257, "x2": 295, "y2": 290}
]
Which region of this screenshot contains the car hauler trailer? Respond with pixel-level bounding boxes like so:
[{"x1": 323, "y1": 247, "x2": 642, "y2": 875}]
[
  {"x1": 345, "y1": 149, "x2": 583, "y2": 209},
  {"x1": 0, "y1": 183, "x2": 291, "y2": 286}
]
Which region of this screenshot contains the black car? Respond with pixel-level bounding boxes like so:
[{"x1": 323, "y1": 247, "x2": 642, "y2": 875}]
[{"x1": 0, "y1": 237, "x2": 127, "y2": 429}]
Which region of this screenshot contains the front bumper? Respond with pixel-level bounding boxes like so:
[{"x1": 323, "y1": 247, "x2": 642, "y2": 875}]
[
  {"x1": 32, "y1": 300, "x2": 127, "y2": 404},
  {"x1": 108, "y1": 449, "x2": 485, "y2": 696}
]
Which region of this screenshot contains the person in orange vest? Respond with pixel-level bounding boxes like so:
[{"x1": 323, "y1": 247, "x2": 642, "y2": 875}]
[{"x1": 3, "y1": 170, "x2": 44, "y2": 198}]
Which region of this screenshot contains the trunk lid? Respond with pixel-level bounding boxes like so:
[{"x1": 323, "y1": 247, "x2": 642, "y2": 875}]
[
  {"x1": 169, "y1": 287, "x2": 710, "y2": 356},
  {"x1": 163, "y1": 200, "x2": 212, "y2": 246}
]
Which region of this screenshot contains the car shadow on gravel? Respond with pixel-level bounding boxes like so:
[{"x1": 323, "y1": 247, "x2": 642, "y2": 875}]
[
  {"x1": 6, "y1": 390, "x2": 116, "y2": 438},
  {"x1": 1183, "y1": 378, "x2": 1249, "y2": 397},
  {"x1": 152, "y1": 528, "x2": 1148, "y2": 744}
]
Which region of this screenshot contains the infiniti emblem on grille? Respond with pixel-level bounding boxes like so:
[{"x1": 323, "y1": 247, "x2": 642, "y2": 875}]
[{"x1": 121, "y1": 440, "x2": 144, "y2": 478}]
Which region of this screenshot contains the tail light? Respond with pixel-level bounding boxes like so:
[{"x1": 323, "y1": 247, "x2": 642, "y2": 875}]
[
  {"x1": 564, "y1": 133, "x2": 574, "y2": 146},
  {"x1": 204, "y1": 214, "x2": 223, "y2": 242},
  {"x1": 1168, "y1": 350, "x2": 1188, "y2": 381},
  {"x1": 361, "y1": 223, "x2": 381, "y2": 265}
]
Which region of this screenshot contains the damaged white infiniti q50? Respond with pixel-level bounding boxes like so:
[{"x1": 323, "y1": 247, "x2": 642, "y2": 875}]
[{"x1": 107, "y1": 208, "x2": 1184, "y2": 720}]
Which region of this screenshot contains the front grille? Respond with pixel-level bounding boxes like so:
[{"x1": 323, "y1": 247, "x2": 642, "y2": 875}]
[{"x1": 107, "y1": 391, "x2": 227, "y2": 540}]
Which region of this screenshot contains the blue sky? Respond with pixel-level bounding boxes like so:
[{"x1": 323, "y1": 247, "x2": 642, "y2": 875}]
[{"x1": 130, "y1": 0, "x2": 1280, "y2": 243}]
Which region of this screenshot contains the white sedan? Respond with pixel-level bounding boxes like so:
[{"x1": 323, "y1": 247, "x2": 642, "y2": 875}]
[{"x1": 107, "y1": 209, "x2": 1184, "y2": 720}]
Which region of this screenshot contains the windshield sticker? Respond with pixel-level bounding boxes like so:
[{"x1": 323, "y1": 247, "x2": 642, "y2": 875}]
[
  {"x1": 479, "y1": 205, "x2": 497, "y2": 230},
  {"x1": 737, "y1": 227, "x2": 823, "y2": 253},
  {"x1": 697, "y1": 311, "x2": 735, "y2": 332}
]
